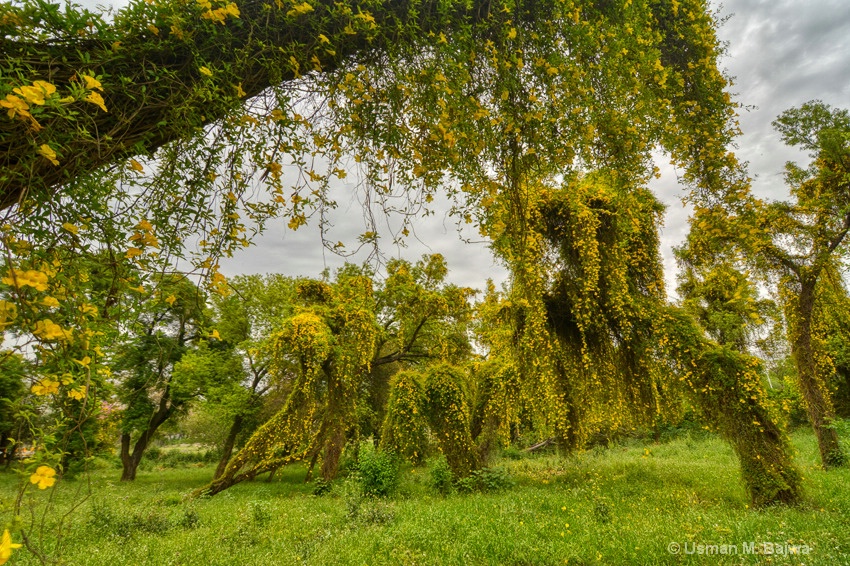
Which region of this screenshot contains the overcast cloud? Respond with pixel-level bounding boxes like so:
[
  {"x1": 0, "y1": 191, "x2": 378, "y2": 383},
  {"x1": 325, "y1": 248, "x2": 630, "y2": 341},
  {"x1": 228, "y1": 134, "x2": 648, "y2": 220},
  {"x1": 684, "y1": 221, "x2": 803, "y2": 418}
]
[{"x1": 211, "y1": 1, "x2": 850, "y2": 293}]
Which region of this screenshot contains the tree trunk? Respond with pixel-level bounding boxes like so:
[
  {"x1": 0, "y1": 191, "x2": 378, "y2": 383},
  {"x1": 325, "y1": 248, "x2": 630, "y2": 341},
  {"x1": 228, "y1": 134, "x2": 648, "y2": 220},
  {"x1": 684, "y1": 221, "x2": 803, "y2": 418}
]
[
  {"x1": 120, "y1": 403, "x2": 175, "y2": 480},
  {"x1": 213, "y1": 414, "x2": 244, "y2": 480},
  {"x1": 789, "y1": 282, "x2": 846, "y2": 468}
]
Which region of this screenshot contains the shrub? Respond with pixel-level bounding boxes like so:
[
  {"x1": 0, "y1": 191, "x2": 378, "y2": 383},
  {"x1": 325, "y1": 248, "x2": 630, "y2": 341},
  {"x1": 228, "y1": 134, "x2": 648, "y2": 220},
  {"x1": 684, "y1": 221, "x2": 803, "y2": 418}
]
[
  {"x1": 428, "y1": 454, "x2": 454, "y2": 495},
  {"x1": 455, "y1": 466, "x2": 514, "y2": 493},
  {"x1": 355, "y1": 440, "x2": 398, "y2": 498}
]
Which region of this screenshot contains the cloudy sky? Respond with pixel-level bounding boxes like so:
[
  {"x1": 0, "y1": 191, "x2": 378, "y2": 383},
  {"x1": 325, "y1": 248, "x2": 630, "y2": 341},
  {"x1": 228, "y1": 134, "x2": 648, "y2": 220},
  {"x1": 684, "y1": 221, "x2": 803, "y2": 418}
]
[{"x1": 217, "y1": 0, "x2": 850, "y2": 295}]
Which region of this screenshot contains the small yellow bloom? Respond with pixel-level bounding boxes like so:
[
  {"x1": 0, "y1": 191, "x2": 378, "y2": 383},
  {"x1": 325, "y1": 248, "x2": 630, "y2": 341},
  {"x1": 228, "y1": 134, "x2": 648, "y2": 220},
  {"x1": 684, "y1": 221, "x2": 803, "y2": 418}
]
[
  {"x1": 125, "y1": 247, "x2": 143, "y2": 259},
  {"x1": 0, "y1": 94, "x2": 31, "y2": 119},
  {"x1": 68, "y1": 386, "x2": 87, "y2": 401},
  {"x1": 81, "y1": 74, "x2": 103, "y2": 91},
  {"x1": 2, "y1": 268, "x2": 49, "y2": 291},
  {"x1": 165, "y1": 294, "x2": 177, "y2": 306},
  {"x1": 199, "y1": 66, "x2": 213, "y2": 77},
  {"x1": 74, "y1": 355, "x2": 92, "y2": 368},
  {"x1": 235, "y1": 83, "x2": 246, "y2": 97},
  {"x1": 33, "y1": 319, "x2": 71, "y2": 341},
  {"x1": 85, "y1": 91, "x2": 108, "y2": 112},
  {"x1": 0, "y1": 529, "x2": 22, "y2": 565},
  {"x1": 129, "y1": 159, "x2": 144, "y2": 172},
  {"x1": 224, "y1": 2, "x2": 239, "y2": 17},
  {"x1": 31, "y1": 379, "x2": 60, "y2": 396},
  {"x1": 29, "y1": 465, "x2": 57, "y2": 489},
  {"x1": 62, "y1": 222, "x2": 79, "y2": 235},
  {"x1": 41, "y1": 296, "x2": 60, "y2": 308},
  {"x1": 38, "y1": 144, "x2": 59, "y2": 166}
]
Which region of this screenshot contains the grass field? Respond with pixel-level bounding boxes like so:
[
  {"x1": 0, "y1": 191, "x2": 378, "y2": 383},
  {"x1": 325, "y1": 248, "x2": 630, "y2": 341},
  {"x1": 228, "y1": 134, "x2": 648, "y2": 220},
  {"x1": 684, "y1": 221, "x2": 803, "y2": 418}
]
[{"x1": 1, "y1": 430, "x2": 848, "y2": 565}]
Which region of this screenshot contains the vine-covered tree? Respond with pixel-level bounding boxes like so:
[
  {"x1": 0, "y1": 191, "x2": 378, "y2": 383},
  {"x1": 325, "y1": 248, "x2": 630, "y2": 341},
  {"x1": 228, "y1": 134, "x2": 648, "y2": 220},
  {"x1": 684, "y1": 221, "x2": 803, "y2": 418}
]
[{"x1": 685, "y1": 102, "x2": 850, "y2": 468}]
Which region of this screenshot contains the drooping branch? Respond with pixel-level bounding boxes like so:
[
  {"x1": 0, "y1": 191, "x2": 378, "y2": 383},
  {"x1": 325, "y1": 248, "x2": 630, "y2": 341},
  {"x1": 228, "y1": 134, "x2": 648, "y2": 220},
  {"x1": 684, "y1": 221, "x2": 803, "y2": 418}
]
[{"x1": 0, "y1": 0, "x2": 501, "y2": 210}]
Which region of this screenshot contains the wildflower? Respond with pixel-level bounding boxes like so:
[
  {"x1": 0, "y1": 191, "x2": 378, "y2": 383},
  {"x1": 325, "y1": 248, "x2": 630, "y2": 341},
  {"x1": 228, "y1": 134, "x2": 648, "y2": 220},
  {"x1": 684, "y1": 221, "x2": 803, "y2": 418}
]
[
  {"x1": 29, "y1": 465, "x2": 57, "y2": 489},
  {"x1": 0, "y1": 529, "x2": 22, "y2": 564}
]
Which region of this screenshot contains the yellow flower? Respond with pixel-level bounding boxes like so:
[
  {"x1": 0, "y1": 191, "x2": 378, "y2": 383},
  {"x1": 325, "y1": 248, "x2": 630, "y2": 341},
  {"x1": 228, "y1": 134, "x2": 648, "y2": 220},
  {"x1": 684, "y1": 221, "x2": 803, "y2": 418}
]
[
  {"x1": 31, "y1": 379, "x2": 60, "y2": 396},
  {"x1": 2, "y1": 268, "x2": 49, "y2": 291},
  {"x1": 129, "y1": 159, "x2": 144, "y2": 172},
  {"x1": 29, "y1": 465, "x2": 57, "y2": 490},
  {"x1": 38, "y1": 144, "x2": 59, "y2": 166},
  {"x1": 125, "y1": 247, "x2": 143, "y2": 259},
  {"x1": 224, "y1": 2, "x2": 239, "y2": 17},
  {"x1": 41, "y1": 296, "x2": 60, "y2": 308},
  {"x1": 287, "y1": 1, "x2": 313, "y2": 16},
  {"x1": 13, "y1": 83, "x2": 53, "y2": 105},
  {"x1": 0, "y1": 94, "x2": 31, "y2": 119},
  {"x1": 199, "y1": 66, "x2": 213, "y2": 77},
  {"x1": 33, "y1": 319, "x2": 71, "y2": 341},
  {"x1": 68, "y1": 386, "x2": 87, "y2": 400},
  {"x1": 235, "y1": 83, "x2": 246, "y2": 97},
  {"x1": 0, "y1": 529, "x2": 22, "y2": 565},
  {"x1": 62, "y1": 222, "x2": 79, "y2": 235},
  {"x1": 85, "y1": 91, "x2": 108, "y2": 112},
  {"x1": 165, "y1": 294, "x2": 177, "y2": 306},
  {"x1": 80, "y1": 74, "x2": 103, "y2": 91},
  {"x1": 74, "y1": 355, "x2": 92, "y2": 368}
]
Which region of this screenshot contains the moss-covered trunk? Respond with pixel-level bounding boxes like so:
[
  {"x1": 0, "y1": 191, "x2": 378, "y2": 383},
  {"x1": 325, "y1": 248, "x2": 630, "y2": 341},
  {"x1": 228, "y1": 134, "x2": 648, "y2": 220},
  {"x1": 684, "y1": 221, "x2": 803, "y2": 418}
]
[
  {"x1": 788, "y1": 281, "x2": 846, "y2": 468},
  {"x1": 662, "y1": 308, "x2": 801, "y2": 506}
]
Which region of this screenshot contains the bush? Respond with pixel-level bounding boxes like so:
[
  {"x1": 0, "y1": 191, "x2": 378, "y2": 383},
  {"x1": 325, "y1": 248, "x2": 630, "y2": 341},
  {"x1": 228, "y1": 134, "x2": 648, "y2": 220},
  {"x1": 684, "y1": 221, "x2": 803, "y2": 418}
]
[
  {"x1": 455, "y1": 466, "x2": 514, "y2": 493},
  {"x1": 428, "y1": 454, "x2": 453, "y2": 495},
  {"x1": 355, "y1": 440, "x2": 398, "y2": 498}
]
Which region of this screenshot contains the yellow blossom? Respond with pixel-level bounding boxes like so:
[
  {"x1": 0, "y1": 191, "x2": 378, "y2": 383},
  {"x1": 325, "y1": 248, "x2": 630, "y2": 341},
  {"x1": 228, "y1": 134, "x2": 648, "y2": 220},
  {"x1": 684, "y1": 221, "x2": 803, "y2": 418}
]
[
  {"x1": 38, "y1": 144, "x2": 59, "y2": 166},
  {"x1": 81, "y1": 74, "x2": 103, "y2": 91},
  {"x1": 0, "y1": 529, "x2": 22, "y2": 565},
  {"x1": 129, "y1": 159, "x2": 144, "y2": 172},
  {"x1": 41, "y1": 296, "x2": 60, "y2": 308},
  {"x1": 29, "y1": 466, "x2": 57, "y2": 489},
  {"x1": 68, "y1": 386, "x2": 87, "y2": 400},
  {"x1": 199, "y1": 66, "x2": 213, "y2": 77},
  {"x1": 2, "y1": 268, "x2": 49, "y2": 291},
  {"x1": 62, "y1": 222, "x2": 79, "y2": 235},
  {"x1": 165, "y1": 294, "x2": 177, "y2": 306},
  {"x1": 85, "y1": 91, "x2": 108, "y2": 112},
  {"x1": 31, "y1": 379, "x2": 60, "y2": 396},
  {"x1": 33, "y1": 319, "x2": 71, "y2": 341},
  {"x1": 0, "y1": 94, "x2": 31, "y2": 119},
  {"x1": 287, "y1": 1, "x2": 313, "y2": 16}
]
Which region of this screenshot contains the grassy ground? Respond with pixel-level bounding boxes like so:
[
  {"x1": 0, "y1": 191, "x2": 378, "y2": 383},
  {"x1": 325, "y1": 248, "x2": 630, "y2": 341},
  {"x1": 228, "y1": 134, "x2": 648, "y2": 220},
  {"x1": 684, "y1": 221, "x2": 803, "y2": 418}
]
[{"x1": 1, "y1": 430, "x2": 848, "y2": 565}]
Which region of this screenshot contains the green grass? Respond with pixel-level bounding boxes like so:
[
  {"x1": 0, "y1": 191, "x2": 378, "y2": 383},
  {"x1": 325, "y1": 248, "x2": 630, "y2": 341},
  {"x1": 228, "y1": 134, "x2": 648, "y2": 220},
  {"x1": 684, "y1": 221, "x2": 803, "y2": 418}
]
[{"x1": 2, "y1": 430, "x2": 848, "y2": 565}]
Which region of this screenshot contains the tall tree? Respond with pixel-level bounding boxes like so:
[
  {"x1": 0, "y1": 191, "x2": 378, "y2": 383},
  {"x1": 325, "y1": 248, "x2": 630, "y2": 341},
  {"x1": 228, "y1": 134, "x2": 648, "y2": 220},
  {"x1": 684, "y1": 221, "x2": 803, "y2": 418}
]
[
  {"x1": 686, "y1": 102, "x2": 850, "y2": 468},
  {"x1": 114, "y1": 274, "x2": 212, "y2": 480}
]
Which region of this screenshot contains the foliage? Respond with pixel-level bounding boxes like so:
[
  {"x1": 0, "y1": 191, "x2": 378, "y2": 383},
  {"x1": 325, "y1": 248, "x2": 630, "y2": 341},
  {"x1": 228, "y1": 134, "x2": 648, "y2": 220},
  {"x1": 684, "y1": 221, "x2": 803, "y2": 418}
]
[
  {"x1": 684, "y1": 101, "x2": 850, "y2": 469},
  {"x1": 353, "y1": 440, "x2": 398, "y2": 498},
  {"x1": 427, "y1": 454, "x2": 453, "y2": 495}
]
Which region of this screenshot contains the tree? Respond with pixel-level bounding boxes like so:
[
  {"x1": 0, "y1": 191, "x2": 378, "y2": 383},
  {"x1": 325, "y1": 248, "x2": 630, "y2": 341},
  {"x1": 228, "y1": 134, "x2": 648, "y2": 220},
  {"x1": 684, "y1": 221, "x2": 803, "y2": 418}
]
[
  {"x1": 204, "y1": 273, "x2": 300, "y2": 479},
  {"x1": 686, "y1": 101, "x2": 850, "y2": 468},
  {"x1": 113, "y1": 274, "x2": 214, "y2": 480}
]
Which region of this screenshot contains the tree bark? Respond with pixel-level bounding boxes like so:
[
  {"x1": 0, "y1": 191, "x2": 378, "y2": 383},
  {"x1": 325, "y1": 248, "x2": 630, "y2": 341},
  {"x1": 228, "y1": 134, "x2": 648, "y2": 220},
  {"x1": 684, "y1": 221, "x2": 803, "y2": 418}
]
[
  {"x1": 119, "y1": 403, "x2": 175, "y2": 480},
  {"x1": 789, "y1": 281, "x2": 846, "y2": 468},
  {"x1": 213, "y1": 413, "x2": 244, "y2": 480}
]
